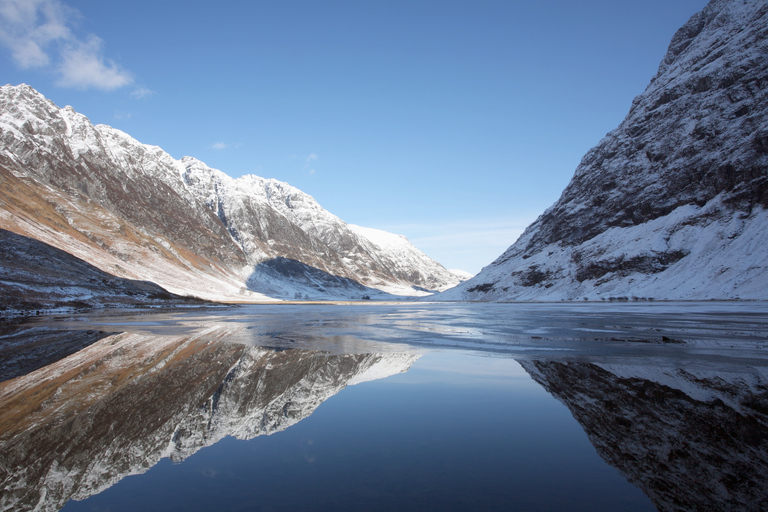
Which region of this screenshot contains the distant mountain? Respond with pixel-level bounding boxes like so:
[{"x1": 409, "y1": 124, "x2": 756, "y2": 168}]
[
  {"x1": 440, "y1": 0, "x2": 768, "y2": 301},
  {"x1": 0, "y1": 84, "x2": 458, "y2": 309},
  {"x1": 447, "y1": 268, "x2": 475, "y2": 281},
  {"x1": 181, "y1": 157, "x2": 460, "y2": 298}
]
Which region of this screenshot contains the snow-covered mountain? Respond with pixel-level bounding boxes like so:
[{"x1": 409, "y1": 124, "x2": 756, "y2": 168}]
[
  {"x1": 180, "y1": 157, "x2": 460, "y2": 297},
  {"x1": 522, "y1": 359, "x2": 768, "y2": 511},
  {"x1": 440, "y1": 0, "x2": 768, "y2": 301},
  {"x1": 0, "y1": 326, "x2": 418, "y2": 511},
  {"x1": 0, "y1": 84, "x2": 459, "y2": 307}
]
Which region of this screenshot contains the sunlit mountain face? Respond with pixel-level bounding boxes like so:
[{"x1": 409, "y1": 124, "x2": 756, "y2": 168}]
[{"x1": 0, "y1": 83, "x2": 459, "y2": 313}]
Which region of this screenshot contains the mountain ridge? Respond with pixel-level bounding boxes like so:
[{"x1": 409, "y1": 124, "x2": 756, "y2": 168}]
[{"x1": 0, "y1": 84, "x2": 459, "y2": 309}]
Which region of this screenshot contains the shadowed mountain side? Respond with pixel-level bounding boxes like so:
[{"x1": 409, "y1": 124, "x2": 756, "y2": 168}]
[
  {"x1": 520, "y1": 360, "x2": 768, "y2": 512},
  {"x1": 0, "y1": 323, "x2": 110, "y2": 382},
  {"x1": 247, "y1": 257, "x2": 398, "y2": 300},
  {"x1": 0, "y1": 229, "x2": 207, "y2": 314},
  {"x1": 0, "y1": 327, "x2": 417, "y2": 512}
]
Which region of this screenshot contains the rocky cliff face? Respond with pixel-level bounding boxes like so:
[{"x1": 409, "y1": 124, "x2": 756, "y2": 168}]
[
  {"x1": 0, "y1": 84, "x2": 458, "y2": 306},
  {"x1": 441, "y1": 0, "x2": 768, "y2": 301},
  {"x1": 0, "y1": 326, "x2": 418, "y2": 511},
  {"x1": 521, "y1": 359, "x2": 768, "y2": 511}
]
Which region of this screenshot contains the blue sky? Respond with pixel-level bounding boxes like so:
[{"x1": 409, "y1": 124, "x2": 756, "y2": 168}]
[{"x1": 0, "y1": 0, "x2": 708, "y2": 274}]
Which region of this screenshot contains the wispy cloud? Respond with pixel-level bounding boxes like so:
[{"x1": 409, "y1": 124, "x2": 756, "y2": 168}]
[
  {"x1": 56, "y1": 36, "x2": 132, "y2": 90},
  {"x1": 114, "y1": 109, "x2": 131, "y2": 120},
  {"x1": 130, "y1": 86, "x2": 155, "y2": 99},
  {"x1": 0, "y1": 0, "x2": 133, "y2": 90},
  {"x1": 211, "y1": 141, "x2": 242, "y2": 150},
  {"x1": 304, "y1": 153, "x2": 318, "y2": 175},
  {"x1": 0, "y1": 0, "x2": 70, "y2": 68}
]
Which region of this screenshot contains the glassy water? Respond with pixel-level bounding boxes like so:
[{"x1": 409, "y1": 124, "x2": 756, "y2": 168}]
[{"x1": 1, "y1": 302, "x2": 767, "y2": 511}]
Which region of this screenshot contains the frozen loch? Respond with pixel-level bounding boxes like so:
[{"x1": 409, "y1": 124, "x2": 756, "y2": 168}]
[{"x1": 1, "y1": 302, "x2": 767, "y2": 512}]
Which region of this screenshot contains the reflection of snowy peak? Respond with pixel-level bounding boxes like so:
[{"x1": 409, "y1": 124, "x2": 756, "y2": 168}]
[
  {"x1": 442, "y1": 0, "x2": 768, "y2": 301},
  {"x1": 0, "y1": 327, "x2": 418, "y2": 511},
  {"x1": 0, "y1": 84, "x2": 458, "y2": 304},
  {"x1": 522, "y1": 359, "x2": 768, "y2": 512},
  {"x1": 167, "y1": 345, "x2": 418, "y2": 461}
]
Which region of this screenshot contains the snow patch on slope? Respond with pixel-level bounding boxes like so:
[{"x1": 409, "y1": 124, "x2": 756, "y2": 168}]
[{"x1": 441, "y1": 200, "x2": 768, "y2": 301}]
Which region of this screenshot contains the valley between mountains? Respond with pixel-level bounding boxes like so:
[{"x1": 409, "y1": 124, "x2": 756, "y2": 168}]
[{"x1": 1, "y1": 0, "x2": 767, "y2": 313}]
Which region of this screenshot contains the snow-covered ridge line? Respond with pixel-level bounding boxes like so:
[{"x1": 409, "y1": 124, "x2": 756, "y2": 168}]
[{"x1": 0, "y1": 83, "x2": 459, "y2": 304}]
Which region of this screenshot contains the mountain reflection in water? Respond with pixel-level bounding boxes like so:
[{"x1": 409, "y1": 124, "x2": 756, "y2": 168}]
[
  {"x1": 1, "y1": 302, "x2": 767, "y2": 511},
  {"x1": 522, "y1": 360, "x2": 768, "y2": 512},
  {"x1": 0, "y1": 325, "x2": 417, "y2": 511}
]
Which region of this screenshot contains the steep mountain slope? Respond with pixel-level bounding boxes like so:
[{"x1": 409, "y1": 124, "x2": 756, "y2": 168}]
[
  {"x1": 0, "y1": 84, "x2": 458, "y2": 303},
  {"x1": 441, "y1": 0, "x2": 768, "y2": 301},
  {"x1": 0, "y1": 85, "x2": 259, "y2": 303},
  {"x1": 0, "y1": 326, "x2": 417, "y2": 512}
]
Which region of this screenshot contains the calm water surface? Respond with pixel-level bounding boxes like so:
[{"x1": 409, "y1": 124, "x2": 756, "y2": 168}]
[{"x1": 1, "y1": 302, "x2": 767, "y2": 511}]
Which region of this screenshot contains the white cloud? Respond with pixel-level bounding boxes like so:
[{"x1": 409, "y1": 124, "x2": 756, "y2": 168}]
[
  {"x1": 211, "y1": 141, "x2": 242, "y2": 150},
  {"x1": 306, "y1": 153, "x2": 318, "y2": 163},
  {"x1": 0, "y1": 0, "x2": 71, "y2": 68},
  {"x1": 0, "y1": 0, "x2": 133, "y2": 90},
  {"x1": 56, "y1": 37, "x2": 132, "y2": 90},
  {"x1": 9, "y1": 37, "x2": 49, "y2": 68}
]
